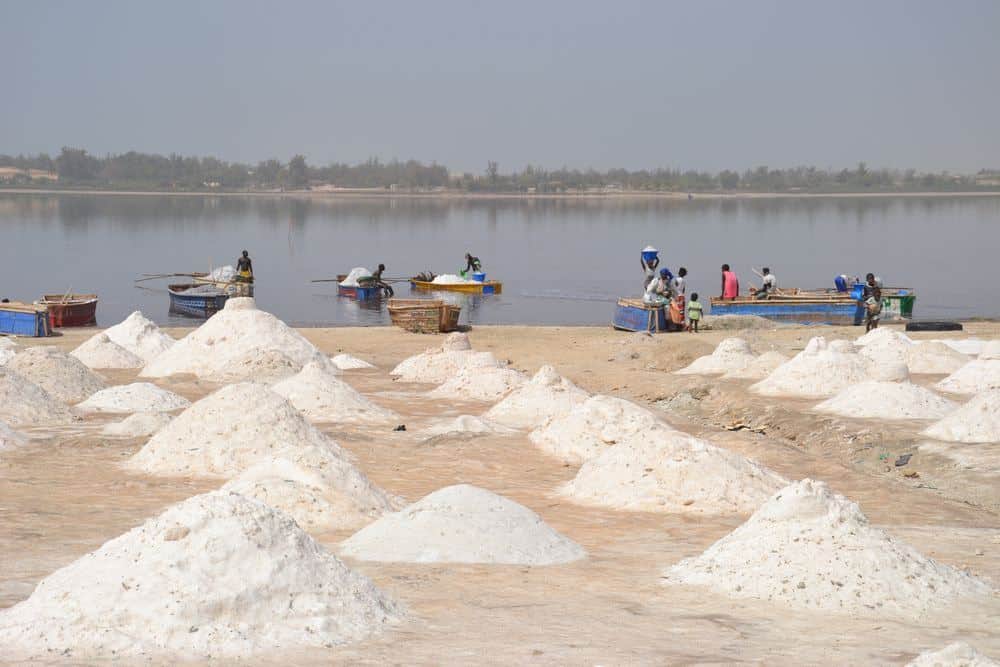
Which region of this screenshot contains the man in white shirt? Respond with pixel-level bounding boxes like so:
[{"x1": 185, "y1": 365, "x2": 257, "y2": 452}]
[
  {"x1": 643, "y1": 268, "x2": 672, "y2": 305},
  {"x1": 754, "y1": 267, "x2": 777, "y2": 299}
]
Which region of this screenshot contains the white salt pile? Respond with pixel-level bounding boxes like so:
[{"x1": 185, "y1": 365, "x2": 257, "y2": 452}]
[
  {"x1": 125, "y1": 382, "x2": 342, "y2": 478},
  {"x1": 907, "y1": 342, "x2": 971, "y2": 375},
  {"x1": 923, "y1": 389, "x2": 1000, "y2": 443},
  {"x1": 908, "y1": 642, "x2": 999, "y2": 667},
  {"x1": 70, "y1": 332, "x2": 145, "y2": 369},
  {"x1": 855, "y1": 327, "x2": 913, "y2": 347},
  {"x1": 930, "y1": 339, "x2": 987, "y2": 356},
  {"x1": 101, "y1": 412, "x2": 174, "y2": 438},
  {"x1": 663, "y1": 479, "x2": 992, "y2": 618},
  {"x1": 0, "y1": 491, "x2": 399, "y2": 659},
  {"x1": 339, "y1": 267, "x2": 371, "y2": 287},
  {"x1": 6, "y1": 347, "x2": 106, "y2": 404},
  {"x1": 529, "y1": 395, "x2": 673, "y2": 464},
  {"x1": 675, "y1": 337, "x2": 755, "y2": 375},
  {"x1": 221, "y1": 446, "x2": 401, "y2": 532},
  {"x1": 483, "y1": 365, "x2": 589, "y2": 429},
  {"x1": 751, "y1": 336, "x2": 872, "y2": 398},
  {"x1": 390, "y1": 332, "x2": 502, "y2": 384},
  {"x1": 935, "y1": 360, "x2": 1000, "y2": 395},
  {"x1": 980, "y1": 340, "x2": 1000, "y2": 360},
  {"x1": 813, "y1": 381, "x2": 957, "y2": 420},
  {"x1": 424, "y1": 415, "x2": 513, "y2": 437},
  {"x1": 340, "y1": 484, "x2": 585, "y2": 565},
  {"x1": 332, "y1": 353, "x2": 375, "y2": 370},
  {"x1": 75, "y1": 382, "x2": 191, "y2": 414},
  {"x1": 430, "y1": 273, "x2": 474, "y2": 285},
  {"x1": 202, "y1": 347, "x2": 324, "y2": 383},
  {"x1": 272, "y1": 361, "x2": 398, "y2": 424},
  {"x1": 561, "y1": 431, "x2": 786, "y2": 513},
  {"x1": 722, "y1": 351, "x2": 789, "y2": 380},
  {"x1": 427, "y1": 364, "x2": 527, "y2": 401},
  {"x1": 857, "y1": 329, "x2": 913, "y2": 367},
  {"x1": 140, "y1": 298, "x2": 318, "y2": 380},
  {"x1": 0, "y1": 421, "x2": 27, "y2": 450},
  {"x1": 0, "y1": 368, "x2": 77, "y2": 426},
  {"x1": 103, "y1": 311, "x2": 174, "y2": 362},
  {"x1": 207, "y1": 265, "x2": 236, "y2": 282}
]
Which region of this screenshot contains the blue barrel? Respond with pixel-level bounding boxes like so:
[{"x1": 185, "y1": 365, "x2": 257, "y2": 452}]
[
  {"x1": 641, "y1": 246, "x2": 659, "y2": 264},
  {"x1": 850, "y1": 283, "x2": 865, "y2": 300},
  {"x1": 472, "y1": 272, "x2": 486, "y2": 282},
  {"x1": 834, "y1": 275, "x2": 847, "y2": 292}
]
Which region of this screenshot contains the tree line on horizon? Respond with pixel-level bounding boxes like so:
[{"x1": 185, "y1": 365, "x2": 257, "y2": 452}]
[{"x1": 1, "y1": 147, "x2": 998, "y2": 193}]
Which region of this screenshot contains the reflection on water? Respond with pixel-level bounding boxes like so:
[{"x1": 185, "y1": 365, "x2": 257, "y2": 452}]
[{"x1": 1, "y1": 193, "x2": 999, "y2": 326}]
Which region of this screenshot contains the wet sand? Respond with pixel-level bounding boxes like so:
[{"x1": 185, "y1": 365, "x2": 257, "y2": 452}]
[{"x1": 2, "y1": 323, "x2": 999, "y2": 664}]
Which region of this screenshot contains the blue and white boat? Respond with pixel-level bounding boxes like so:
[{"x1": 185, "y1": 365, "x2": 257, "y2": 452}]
[{"x1": 168, "y1": 284, "x2": 229, "y2": 318}]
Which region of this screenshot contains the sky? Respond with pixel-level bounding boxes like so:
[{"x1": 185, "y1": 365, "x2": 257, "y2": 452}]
[{"x1": 2, "y1": 0, "x2": 998, "y2": 173}]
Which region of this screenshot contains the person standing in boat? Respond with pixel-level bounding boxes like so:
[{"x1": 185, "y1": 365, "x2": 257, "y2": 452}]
[
  {"x1": 720, "y1": 264, "x2": 739, "y2": 300},
  {"x1": 236, "y1": 250, "x2": 254, "y2": 283},
  {"x1": 862, "y1": 272, "x2": 882, "y2": 332},
  {"x1": 751, "y1": 267, "x2": 777, "y2": 299},
  {"x1": 372, "y1": 263, "x2": 394, "y2": 296},
  {"x1": 464, "y1": 253, "x2": 482, "y2": 275}
]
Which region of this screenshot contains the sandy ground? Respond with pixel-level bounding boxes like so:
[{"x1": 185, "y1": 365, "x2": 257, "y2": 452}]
[{"x1": 2, "y1": 322, "x2": 999, "y2": 665}]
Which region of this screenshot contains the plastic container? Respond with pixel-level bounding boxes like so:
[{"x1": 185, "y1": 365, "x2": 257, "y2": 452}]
[
  {"x1": 472, "y1": 272, "x2": 486, "y2": 282},
  {"x1": 834, "y1": 275, "x2": 848, "y2": 292},
  {"x1": 850, "y1": 283, "x2": 865, "y2": 300},
  {"x1": 641, "y1": 246, "x2": 659, "y2": 265}
]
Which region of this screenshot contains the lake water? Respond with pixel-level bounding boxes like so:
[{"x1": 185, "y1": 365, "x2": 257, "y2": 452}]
[{"x1": 2, "y1": 193, "x2": 999, "y2": 327}]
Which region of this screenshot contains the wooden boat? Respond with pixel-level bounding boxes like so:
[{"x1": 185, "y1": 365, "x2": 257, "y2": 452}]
[
  {"x1": 410, "y1": 279, "x2": 502, "y2": 295},
  {"x1": 0, "y1": 301, "x2": 52, "y2": 336},
  {"x1": 387, "y1": 298, "x2": 461, "y2": 333},
  {"x1": 191, "y1": 272, "x2": 254, "y2": 297},
  {"x1": 338, "y1": 283, "x2": 384, "y2": 300},
  {"x1": 710, "y1": 287, "x2": 915, "y2": 325},
  {"x1": 38, "y1": 293, "x2": 98, "y2": 327},
  {"x1": 168, "y1": 284, "x2": 229, "y2": 318},
  {"x1": 612, "y1": 298, "x2": 670, "y2": 333}
]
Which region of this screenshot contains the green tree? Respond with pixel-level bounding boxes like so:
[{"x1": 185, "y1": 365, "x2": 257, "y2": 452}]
[{"x1": 288, "y1": 155, "x2": 308, "y2": 187}]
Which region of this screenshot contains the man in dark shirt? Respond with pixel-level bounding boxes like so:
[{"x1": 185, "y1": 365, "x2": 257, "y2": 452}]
[
  {"x1": 372, "y1": 263, "x2": 393, "y2": 296},
  {"x1": 464, "y1": 253, "x2": 482, "y2": 274},
  {"x1": 862, "y1": 272, "x2": 882, "y2": 332},
  {"x1": 236, "y1": 250, "x2": 253, "y2": 282}
]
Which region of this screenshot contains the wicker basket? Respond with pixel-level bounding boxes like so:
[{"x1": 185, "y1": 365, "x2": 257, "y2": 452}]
[{"x1": 388, "y1": 299, "x2": 462, "y2": 333}]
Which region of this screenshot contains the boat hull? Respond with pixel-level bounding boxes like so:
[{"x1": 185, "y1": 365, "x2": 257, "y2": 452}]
[
  {"x1": 710, "y1": 290, "x2": 915, "y2": 326},
  {"x1": 40, "y1": 295, "x2": 98, "y2": 327},
  {"x1": 410, "y1": 280, "x2": 502, "y2": 295},
  {"x1": 612, "y1": 298, "x2": 670, "y2": 333},
  {"x1": 338, "y1": 284, "x2": 382, "y2": 300},
  {"x1": 168, "y1": 285, "x2": 229, "y2": 318},
  {"x1": 0, "y1": 304, "x2": 52, "y2": 337}
]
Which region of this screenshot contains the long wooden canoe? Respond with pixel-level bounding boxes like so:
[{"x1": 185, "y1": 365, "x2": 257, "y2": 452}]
[
  {"x1": 710, "y1": 287, "x2": 915, "y2": 325},
  {"x1": 410, "y1": 279, "x2": 502, "y2": 295}
]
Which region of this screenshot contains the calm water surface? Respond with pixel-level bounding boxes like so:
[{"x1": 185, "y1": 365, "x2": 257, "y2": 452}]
[{"x1": 2, "y1": 194, "x2": 998, "y2": 327}]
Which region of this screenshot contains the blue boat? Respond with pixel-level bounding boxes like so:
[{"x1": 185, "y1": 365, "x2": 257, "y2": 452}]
[
  {"x1": 0, "y1": 302, "x2": 52, "y2": 336},
  {"x1": 337, "y1": 283, "x2": 383, "y2": 300},
  {"x1": 709, "y1": 287, "x2": 915, "y2": 325},
  {"x1": 612, "y1": 298, "x2": 670, "y2": 333},
  {"x1": 168, "y1": 284, "x2": 229, "y2": 318}
]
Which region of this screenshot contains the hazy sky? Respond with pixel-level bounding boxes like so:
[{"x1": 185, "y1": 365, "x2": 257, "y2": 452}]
[{"x1": 3, "y1": 0, "x2": 998, "y2": 172}]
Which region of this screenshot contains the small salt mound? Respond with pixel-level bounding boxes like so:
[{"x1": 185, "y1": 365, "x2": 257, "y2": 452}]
[
  {"x1": 221, "y1": 446, "x2": 401, "y2": 531},
  {"x1": 427, "y1": 364, "x2": 527, "y2": 401},
  {"x1": 430, "y1": 273, "x2": 474, "y2": 285},
  {"x1": 529, "y1": 395, "x2": 673, "y2": 464},
  {"x1": 908, "y1": 642, "x2": 999, "y2": 667},
  {"x1": 663, "y1": 479, "x2": 991, "y2": 618},
  {"x1": 483, "y1": 365, "x2": 589, "y2": 429},
  {"x1": 907, "y1": 342, "x2": 970, "y2": 375},
  {"x1": 339, "y1": 267, "x2": 371, "y2": 287},
  {"x1": 101, "y1": 412, "x2": 173, "y2": 438},
  {"x1": 70, "y1": 332, "x2": 145, "y2": 369},
  {"x1": 272, "y1": 361, "x2": 398, "y2": 424},
  {"x1": 561, "y1": 431, "x2": 786, "y2": 513},
  {"x1": 0, "y1": 368, "x2": 77, "y2": 426},
  {"x1": 980, "y1": 340, "x2": 1000, "y2": 360},
  {"x1": 935, "y1": 360, "x2": 1000, "y2": 395},
  {"x1": 923, "y1": 389, "x2": 1000, "y2": 443},
  {"x1": 340, "y1": 484, "x2": 585, "y2": 565},
  {"x1": 675, "y1": 337, "x2": 755, "y2": 375},
  {"x1": 441, "y1": 332, "x2": 471, "y2": 351},
  {"x1": 125, "y1": 382, "x2": 343, "y2": 478},
  {"x1": 814, "y1": 381, "x2": 956, "y2": 420},
  {"x1": 140, "y1": 298, "x2": 319, "y2": 380},
  {"x1": 332, "y1": 353, "x2": 375, "y2": 370},
  {"x1": 0, "y1": 421, "x2": 28, "y2": 450},
  {"x1": 868, "y1": 360, "x2": 911, "y2": 382},
  {"x1": 0, "y1": 491, "x2": 399, "y2": 658},
  {"x1": 75, "y1": 383, "x2": 191, "y2": 414},
  {"x1": 722, "y1": 351, "x2": 789, "y2": 380},
  {"x1": 202, "y1": 348, "x2": 315, "y2": 383},
  {"x1": 6, "y1": 347, "x2": 106, "y2": 404},
  {"x1": 929, "y1": 339, "x2": 986, "y2": 356},
  {"x1": 855, "y1": 327, "x2": 914, "y2": 347},
  {"x1": 391, "y1": 349, "x2": 502, "y2": 384},
  {"x1": 103, "y1": 311, "x2": 174, "y2": 362},
  {"x1": 424, "y1": 415, "x2": 513, "y2": 437},
  {"x1": 857, "y1": 330, "x2": 913, "y2": 367},
  {"x1": 751, "y1": 337, "x2": 871, "y2": 398}
]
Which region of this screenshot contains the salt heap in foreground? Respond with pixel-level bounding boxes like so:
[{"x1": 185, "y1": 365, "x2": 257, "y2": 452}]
[
  {"x1": 125, "y1": 383, "x2": 342, "y2": 478},
  {"x1": 6, "y1": 347, "x2": 106, "y2": 403},
  {"x1": 561, "y1": 430, "x2": 786, "y2": 513},
  {"x1": 101, "y1": 413, "x2": 173, "y2": 438},
  {"x1": 722, "y1": 351, "x2": 789, "y2": 380},
  {"x1": 923, "y1": 390, "x2": 1000, "y2": 443},
  {"x1": 272, "y1": 361, "x2": 398, "y2": 424},
  {"x1": 340, "y1": 484, "x2": 585, "y2": 565},
  {"x1": 483, "y1": 365, "x2": 589, "y2": 429},
  {"x1": 935, "y1": 359, "x2": 1000, "y2": 395},
  {"x1": 140, "y1": 298, "x2": 319, "y2": 380},
  {"x1": 390, "y1": 332, "x2": 502, "y2": 384},
  {"x1": 906, "y1": 342, "x2": 970, "y2": 375},
  {"x1": 813, "y1": 381, "x2": 957, "y2": 421},
  {"x1": 663, "y1": 479, "x2": 992, "y2": 618},
  {"x1": 907, "y1": 642, "x2": 999, "y2": 667},
  {"x1": 0, "y1": 368, "x2": 78, "y2": 426},
  {"x1": 857, "y1": 329, "x2": 913, "y2": 367},
  {"x1": 70, "y1": 332, "x2": 145, "y2": 369},
  {"x1": 75, "y1": 382, "x2": 191, "y2": 414},
  {"x1": 752, "y1": 337, "x2": 872, "y2": 398},
  {"x1": 675, "y1": 338, "x2": 755, "y2": 375},
  {"x1": 0, "y1": 491, "x2": 399, "y2": 659},
  {"x1": 428, "y1": 364, "x2": 527, "y2": 402},
  {"x1": 103, "y1": 311, "x2": 174, "y2": 362},
  {"x1": 331, "y1": 353, "x2": 375, "y2": 370}
]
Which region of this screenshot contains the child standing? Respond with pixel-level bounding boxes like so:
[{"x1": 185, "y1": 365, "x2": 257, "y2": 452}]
[{"x1": 686, "y1": 292, "x2": 703, "y2": 332}]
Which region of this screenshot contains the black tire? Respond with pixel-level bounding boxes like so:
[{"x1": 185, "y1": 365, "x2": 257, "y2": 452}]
[{"x1": 905, "y1": 320, "x2": 963, "y2": 332}]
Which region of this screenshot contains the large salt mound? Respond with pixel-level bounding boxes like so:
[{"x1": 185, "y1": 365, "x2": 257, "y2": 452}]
[
  {"x1": 391, "y1": 349, "x2": 501, "y2": 384},
  {"x1": 221, "y1": 446, "x2": 401, "y2": 531},
  {"x1": 814, "y1": 381, "x2": 957, "y2": 421},
  {"x1": 561, "y1": 431, "x2": 786, "y2": 513},
  {"x1": 751, "y1": 337, "x2": 872, "y2": 398},
  {"x1": 483, "y1": 365, "x2": 589, "y2": 429},
  {"x1": 935, "y1": 360, "x2": 1000, "y2": 395},
  {"x1": 857, "y1": 329, "x2": 913, "y2": 367},
  {"x1": 340, "y1": 484, "x2": 585, "y2": 564},
  {"x1": 427, "y1": 364, "x2": 527, "y2": 401},
  {"x1": 272, "y1": 361, "x2": 398, "y2": 424},
  {"x1": 0, "y1": 421, "x2": 28, "y2": 450},
  {"x1": 140, "y1": 298, "x2": 318, "y2": 380},
  {"x1": 125, "y1": 383, "x2": 343, "y2": 478},
  {"x1": 332, "y1": 353, "x2": 375, "y2": 370},
  {"x1": 529, "y1": 395, "x2": 673, "y2": 464},
  {"x1": 0, "y1": 491, "x2": 399, "y2": 659},
  {"x1": 908, "y1": 642, "x2": 999, "y2": 667},
  {"x1": 7, "y1": 347, "x2": 106, "y2": 403},
  {"x1": 722, "y1": 351, "x2": 789, "y2": 380},
  {"x1": 907, "y1": 342, "x2": 971, "y2": 375},
  {"x1": 101, "y1": 412, "x2": 174, "y2": 438},
  {"x1": 663, "y1": 479, "x2": 992, "y2": 618},
  {"x1": 0, "y1": 368, "x2": 77, "y2": 426},
  {"x1": 675, "y1": 337, "x2": 755, "y2": 375},
  {"x1": 103, "y1": 311, "x2": 174, "y2": 362},
  {"x1": 70, "y1": 332, "x2": 145, "y2": 369},
  {"x1": 76, "y1": 382, "x2": 191, "y2": 414},
  {"x1": 923, "y1": 389, "x2": 1000, "y2": 443}
]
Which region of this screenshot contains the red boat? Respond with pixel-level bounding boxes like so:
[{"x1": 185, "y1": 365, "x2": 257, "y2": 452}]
[{"x1": 39, "y1": 293, "x2": 99, "y2": 327}]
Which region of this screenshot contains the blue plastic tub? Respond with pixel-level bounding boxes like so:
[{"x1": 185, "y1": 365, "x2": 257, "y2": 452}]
[
  {"x1": 641, "y1": 246, "x2": 659, "y2": 264},
  {"x1": 850, "y1": 284, "x2": 865, "y2": 300},
  {"x1": 472, "y1": 272, "x2": 486, "y2": 282}
]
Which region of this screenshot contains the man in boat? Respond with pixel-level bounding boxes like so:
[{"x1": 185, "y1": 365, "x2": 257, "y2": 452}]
[
  {"x1": 720, "y1": 264, "x2": 739, "y2": 300},
  {"x1": 236, "y1": 250, "x2": 254, "y2": 283},
  {"x1": 751, "y1": 267, "x2": 777, "y2": 299},
  {"x1": 372, "y1": 263, "x2": 394, "y2": 296},
  {"x1": 464, "y1": 253, "x2": 482, "y2": 275},
  {"x1": 862, "y1": 272, "x2": 882, "y2": 332}
]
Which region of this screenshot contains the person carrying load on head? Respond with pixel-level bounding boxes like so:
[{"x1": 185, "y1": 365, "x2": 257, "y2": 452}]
[
  {"x1": 750, "y1": 266, "x2": 777, "y2": 299},
  {"x1": 643, "y1": 267, "x2": 673, "y2": 306},
  {"x1": 720, "y1": 263, "x2": 739, "y2": 300},
  {"x1": 641, "y1": 247, "x2": 660, "y2": 288},
  {"x1": 236, "y1": 250, "x2": 253, "y2": 283},
  {"x1": 861, "y1": 272, "x2": 882, "y2": 332}
]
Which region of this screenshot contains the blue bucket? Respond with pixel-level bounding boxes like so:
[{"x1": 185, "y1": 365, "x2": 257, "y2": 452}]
[
  {"x1": 472, "y1": 272, "x2": 486, "y2": 282},
  {"x1": 834, "y1": 275, "x2": 847, "y2": 292},
  {"x1": 641, "y1": 247, "x2": 659, "y2": 264},
  {"x1": 850, "y1": 283, "x2": 865, "y2": 300}
]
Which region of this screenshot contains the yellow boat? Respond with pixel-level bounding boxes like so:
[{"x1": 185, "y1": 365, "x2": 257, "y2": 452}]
[{"x1": 410, "y1": 279, "x2": 502, "y2": 295}]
